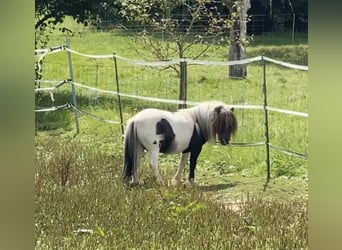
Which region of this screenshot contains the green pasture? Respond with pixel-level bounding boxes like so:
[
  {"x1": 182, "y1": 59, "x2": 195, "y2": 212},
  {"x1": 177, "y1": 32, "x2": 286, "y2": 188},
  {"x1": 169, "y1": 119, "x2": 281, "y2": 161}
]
[{"x1": 35, "y1": 18, "x2": 308, "y2": 249}]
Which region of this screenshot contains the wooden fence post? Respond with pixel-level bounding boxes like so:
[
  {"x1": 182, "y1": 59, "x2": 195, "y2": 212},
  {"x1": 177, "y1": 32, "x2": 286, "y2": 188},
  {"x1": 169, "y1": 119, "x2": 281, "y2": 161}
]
[
  {"x1": 178, "y1": 58, "x2": 187, "y2": 109},
  {"x1": 66, "y1": 38, "x2": 80, "y2": 134}
]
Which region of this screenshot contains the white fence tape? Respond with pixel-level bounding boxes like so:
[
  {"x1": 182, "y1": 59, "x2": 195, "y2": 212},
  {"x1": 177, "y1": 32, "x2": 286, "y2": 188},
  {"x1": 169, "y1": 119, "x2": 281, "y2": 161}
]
[
  {"x1": 35, "y1": 79, "x2": 65, "y2": 84},
  {"x1": 35, "y1": 78, "x2": 309, "y2": 117},
  {"x1": 188, "y1": 56, "x2": 262, "y2": 66},
  {"x1": 34, "y1": 46, "x2": 308, "y2": 117},
  {"x1": 35, "y1": 46, "x2": 309, "y2": 70},
  {"x1": 35, "y1": 46, "x2": 64, "y2": 59},
  {"x1": 232, "y1": 104, "x2": 264, "y2": 110},
  {"x1": 35, "y1": 104, "x2": 70, "y2": 113},
  {"x1": 35, "y1": 107, "x2": 59, "y2": 112},
  {"x1": 263, "y1": 56, "x2": 308, "y2": 71},
  {"x1": 64, "y1": 47, "x2": 113, "y2": 59},
  {"x1": 35, "y1": 87, "x2": 56, "y2": 92},
  {"x1": 114, "y1": 54, "x2": 179, "y2": 67},
  {"x1": 69, "y1": 105, "x2": 120, "y2": 125},
  {"x1": 35, "y1": 80, "x2": 68, "y2": 93},
  {"x1": 35, "y1": 46, "x2": 308, "y2": 159},
  {"x1": 68, "y1": 81, "x2": 308, "y2": 117},
  {"x1": 266, "y1": 106, "x2": 308, "y2": 117},
  {"x1": 70, "y1": 80, "x2": 198, "y2": 105}
]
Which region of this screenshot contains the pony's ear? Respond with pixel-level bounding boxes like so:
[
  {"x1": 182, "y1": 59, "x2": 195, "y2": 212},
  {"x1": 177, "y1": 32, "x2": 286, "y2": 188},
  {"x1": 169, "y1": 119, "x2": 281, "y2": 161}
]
[
  {"x1": 214, "y1": 105, "x2": 223, "y2": 113},
  {"x1": 230, "y1": 107, "x2": 234, "y2": 112}
]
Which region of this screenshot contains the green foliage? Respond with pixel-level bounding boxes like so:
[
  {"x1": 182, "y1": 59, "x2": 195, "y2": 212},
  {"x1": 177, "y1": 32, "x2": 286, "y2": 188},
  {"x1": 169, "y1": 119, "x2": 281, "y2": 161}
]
[
  {"x1": 35, "y1": 0, "x2": 122, "y2": 49},
  {"x1": 119, "y1": 0, "x2": 235, "y2": 61}
]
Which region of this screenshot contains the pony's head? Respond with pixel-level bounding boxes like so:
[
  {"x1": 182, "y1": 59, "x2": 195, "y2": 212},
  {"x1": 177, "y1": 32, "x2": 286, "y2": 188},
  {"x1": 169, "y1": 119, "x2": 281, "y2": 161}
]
[{"x1": 212, "y1": 105, "x2": 238, "y2": 145}]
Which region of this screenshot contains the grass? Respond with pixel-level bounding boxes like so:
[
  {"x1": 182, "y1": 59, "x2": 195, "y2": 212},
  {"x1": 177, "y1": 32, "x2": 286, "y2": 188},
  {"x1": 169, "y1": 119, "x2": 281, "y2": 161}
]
[
  {"x1": 35, "y1": 17, "x2": 308, "y2": 249},
  {"x1": 35, "y1": 134, "x2": 307, "y2": 249}
]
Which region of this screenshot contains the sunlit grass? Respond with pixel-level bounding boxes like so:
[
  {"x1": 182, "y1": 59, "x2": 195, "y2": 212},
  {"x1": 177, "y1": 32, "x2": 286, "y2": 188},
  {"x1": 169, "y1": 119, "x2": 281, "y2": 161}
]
[{"x1": 35, "y1": 135, "x2": 307, "y2": 249}]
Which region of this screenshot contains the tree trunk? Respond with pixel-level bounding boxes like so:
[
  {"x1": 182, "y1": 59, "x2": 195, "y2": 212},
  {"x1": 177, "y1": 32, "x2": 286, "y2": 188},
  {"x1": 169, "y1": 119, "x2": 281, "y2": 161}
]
[
  {"x1": 228, "y1": 0, "x2": 250, "y2": 78},
  {"x1": 229, "y1": 30, "x2": 247, "y2": 78}
]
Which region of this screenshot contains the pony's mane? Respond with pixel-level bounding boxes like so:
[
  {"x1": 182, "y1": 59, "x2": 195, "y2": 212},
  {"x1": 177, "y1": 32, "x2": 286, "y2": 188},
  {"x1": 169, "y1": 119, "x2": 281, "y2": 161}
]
[{"x1": 178, "y1": 101, "x2": 237, "y2": 143}]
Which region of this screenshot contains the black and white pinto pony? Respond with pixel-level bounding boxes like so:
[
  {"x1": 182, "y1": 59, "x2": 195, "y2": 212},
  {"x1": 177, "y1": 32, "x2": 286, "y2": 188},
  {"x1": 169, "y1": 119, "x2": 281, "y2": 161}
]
[{"x1": 123, "y1": 101, "x2": 238, "y2": 185}]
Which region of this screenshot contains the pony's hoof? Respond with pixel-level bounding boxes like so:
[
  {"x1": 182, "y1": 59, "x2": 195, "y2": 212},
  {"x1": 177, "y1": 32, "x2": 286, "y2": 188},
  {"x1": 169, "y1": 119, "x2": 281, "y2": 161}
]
[
  {"x1": 172, "y1": 178, "x2": 182, "y2": 186},
  {"x1": 129, "y1": 180, "x2": 140, "y2": 186},
  {"x1": 156, "y1": 178, "x2": 164, "y2": 185},
  {"x1": 128, "y1": 177, "x2": 140, "y2": 186},
  {"x1": 188, "y1": 178, "x2": 196, "y2": 187}
]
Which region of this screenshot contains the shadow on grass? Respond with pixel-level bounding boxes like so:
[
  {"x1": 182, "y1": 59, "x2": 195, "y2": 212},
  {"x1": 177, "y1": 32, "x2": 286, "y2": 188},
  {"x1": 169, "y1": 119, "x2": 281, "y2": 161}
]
[
  {"x1": 198, "y1": 182, "x2": 237, "y2": 192},
  {"x1": 121, "y1": 176, "x2": 238, "y2": 192}
]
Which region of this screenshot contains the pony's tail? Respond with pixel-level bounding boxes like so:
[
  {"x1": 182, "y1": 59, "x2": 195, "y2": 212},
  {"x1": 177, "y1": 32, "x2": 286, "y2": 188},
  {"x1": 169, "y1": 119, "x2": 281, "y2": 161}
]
[{"x1": 123, "y1": 120, "x2": 138, "y2": 183}]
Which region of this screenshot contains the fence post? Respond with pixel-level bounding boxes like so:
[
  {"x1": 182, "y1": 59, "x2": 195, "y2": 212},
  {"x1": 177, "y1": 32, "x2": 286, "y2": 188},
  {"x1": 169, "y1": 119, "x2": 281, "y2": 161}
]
[
  {"x1": 66, "y1": 38, "x2": 80, "y2": 134},
  {"x1": 178, "y1": 58, "x2": 187, "y2": 109},
  {"x1": 113, "y1": 53, "x2": 124, "y2": 136},
  {"x1": 292, "y1": 13, "x2": 296, "y2": 43},
  {"x1": 261, "y1": 55, "x2": 271, "y2": 182}
]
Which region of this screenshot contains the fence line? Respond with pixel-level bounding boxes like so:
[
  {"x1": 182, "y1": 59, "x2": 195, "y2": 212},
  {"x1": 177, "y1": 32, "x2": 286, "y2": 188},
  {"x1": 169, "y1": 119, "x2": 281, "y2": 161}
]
[
  {"x1": 35, "y1": 79, "x2": 308, "y2": 118},
  {"x1": 35, "y1": 46, "x2": 308, "y2": 71},
  {"x1": 35, "y1": 45, "x2": 308, "y2": 180},
  {"x1": 35, "y1": 103, "x2": 71, "y2": 113},
  {"x1": 268, "y1": 143, "x2": 307, "y2": 160},
  {"x1": 263, "y1": 57, "x2": 308, "y2": 71}
]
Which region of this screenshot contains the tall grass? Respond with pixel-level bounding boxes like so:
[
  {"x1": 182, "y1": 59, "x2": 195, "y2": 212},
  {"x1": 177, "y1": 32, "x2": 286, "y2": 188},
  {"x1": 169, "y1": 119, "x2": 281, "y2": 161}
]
[{"x1": 35, "y1": 135, "x2": 307, "y2": 249}]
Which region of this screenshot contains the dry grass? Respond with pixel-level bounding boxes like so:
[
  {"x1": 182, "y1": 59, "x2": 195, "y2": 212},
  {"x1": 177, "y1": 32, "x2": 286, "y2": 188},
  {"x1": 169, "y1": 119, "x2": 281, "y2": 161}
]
[{"x1": 35, "y1": 134, "x2": 307, "y2": 249}]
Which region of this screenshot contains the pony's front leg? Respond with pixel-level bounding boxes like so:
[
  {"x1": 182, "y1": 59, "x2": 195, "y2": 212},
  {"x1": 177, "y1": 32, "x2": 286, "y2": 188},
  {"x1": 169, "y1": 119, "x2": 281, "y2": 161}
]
[
  {"x1": 188, "y1": 146, "x2": 202, "y2": 185},
  {"x1": 174, "y1": 152, "x2": 189, "y2": 185},
  {"x1": 149, "y1": 150, "x2": 163, "y2": 184}
]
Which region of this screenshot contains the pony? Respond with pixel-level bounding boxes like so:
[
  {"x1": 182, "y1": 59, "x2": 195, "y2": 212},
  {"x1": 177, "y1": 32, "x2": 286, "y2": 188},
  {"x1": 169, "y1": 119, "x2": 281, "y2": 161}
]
[{"x1": 122, "y1": 101, "x2": 238, "y2": 185}]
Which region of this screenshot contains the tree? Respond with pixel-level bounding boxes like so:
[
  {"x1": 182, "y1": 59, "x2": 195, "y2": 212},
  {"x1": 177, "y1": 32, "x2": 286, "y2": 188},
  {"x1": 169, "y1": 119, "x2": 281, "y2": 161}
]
[
  {"x1": 119, "y1": 0, "x2": 238, "y2": 107},
  {"x1": 225, "y1": 0, "x2": 251, "y2": 78},
  {"x1": 35, "y1": 0, "x2": 117, "y2": 48},
  {"x1": 35, "y1": 0, "x2": 120, "y2": 88}
]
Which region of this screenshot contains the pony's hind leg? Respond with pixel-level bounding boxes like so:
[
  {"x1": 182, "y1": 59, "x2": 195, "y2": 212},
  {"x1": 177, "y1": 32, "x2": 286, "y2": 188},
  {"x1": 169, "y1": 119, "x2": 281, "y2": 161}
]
[
  {"x1": 174, "y1": 152, "x2": 189, "y2": 185},
  {"x1": 149, "y1": 150, "x2": 163, "y2": 184}
]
